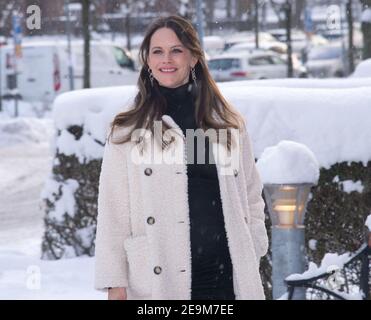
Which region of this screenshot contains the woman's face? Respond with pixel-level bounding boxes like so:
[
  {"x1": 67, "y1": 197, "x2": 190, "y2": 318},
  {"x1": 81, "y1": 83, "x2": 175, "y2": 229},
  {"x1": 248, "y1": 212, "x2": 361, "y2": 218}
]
[{"x1": 147, "y1": 27, "x2": 198, "y2": 88}]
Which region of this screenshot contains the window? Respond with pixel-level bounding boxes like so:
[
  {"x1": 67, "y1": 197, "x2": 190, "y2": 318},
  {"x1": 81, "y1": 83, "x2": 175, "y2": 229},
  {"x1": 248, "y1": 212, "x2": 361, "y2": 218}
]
[
  {"x1": 248, "y1": 56, "x2": 272, "y2": 66},
  {"x1": 113, "y1": 46, "x2": 134, "y2": 69},
  {"x1": 208, "y1": 58, "x2": 240, "y2": 71},
  {"x1": 269, "y1": 55, "x2": 286, "y2": 65},
  {"x1": 308, "y1": 46, "x2": 342, "y2": 60}
]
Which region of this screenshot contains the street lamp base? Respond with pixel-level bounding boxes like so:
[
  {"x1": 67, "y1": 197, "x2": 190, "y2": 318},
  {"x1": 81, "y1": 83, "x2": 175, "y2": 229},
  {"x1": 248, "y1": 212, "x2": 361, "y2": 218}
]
[{"x1": 272, "y1": 227, "x2": 307, "y2": 300}]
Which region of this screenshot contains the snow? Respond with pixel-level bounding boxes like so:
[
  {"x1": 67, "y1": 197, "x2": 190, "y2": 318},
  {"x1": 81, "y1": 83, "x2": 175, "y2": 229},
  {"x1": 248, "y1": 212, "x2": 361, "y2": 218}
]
[
  {"x1": 44, "y1": 179, "x2": 79, "y2": 221},
  {"x1": 0, "y1": 99, "x2": 52, "y2": 118},
  {"x1": 52, "y1": 85, "x2": 136, "y2": 139},
  {"x1": 256, "y1": 140, "x2": 320, "y2": 184},
  {"x1": 351, "y1": 59, "x2": 371, "y2": 78},
  {"x1": 333, "y1": 176, "x2": 365, "y2": 193},
  {"x1": 218, "y1": 77, "x2": 371, "y2": 88},
  {"x1": 286, "y1": 252, "x2": 351, "y2": 281},
  {"x1": 0, "y1": 110, "x2": 104, "y2": 299},
  {"x1": 308, "y1": 239, "x2": 317, "y2": 251},
  {"x1": 0, "y1": 116, "x2": 54, "y2": 148},
  {"x1": 340, "y1": 180, "x2": 364, "y2": 194},
  {"x1": 366, "y1": 215, "x2": 371, "y2": 231},
  {"x1": 0, "y1": 250, "x2": 104, "y2": 299},
  {"x1": 361, "y1": 8, "x2": 371, "y2": 23}
]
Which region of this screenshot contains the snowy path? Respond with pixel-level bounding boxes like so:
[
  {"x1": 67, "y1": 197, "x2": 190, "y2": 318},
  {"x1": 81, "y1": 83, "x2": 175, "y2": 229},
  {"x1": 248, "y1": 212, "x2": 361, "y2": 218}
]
[
  {"x1": 0, "y1": 143, "x2": 50, "y2": 254},
  {"x1": 0, "y1": 117, "x2": 105, "y2": 299}
]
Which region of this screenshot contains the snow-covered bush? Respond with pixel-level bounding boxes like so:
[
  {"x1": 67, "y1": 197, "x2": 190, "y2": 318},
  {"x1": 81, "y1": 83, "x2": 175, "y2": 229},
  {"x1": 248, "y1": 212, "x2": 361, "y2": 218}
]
[{"x1": 40, "y1": 86, "x2": 136, "y2": 259}]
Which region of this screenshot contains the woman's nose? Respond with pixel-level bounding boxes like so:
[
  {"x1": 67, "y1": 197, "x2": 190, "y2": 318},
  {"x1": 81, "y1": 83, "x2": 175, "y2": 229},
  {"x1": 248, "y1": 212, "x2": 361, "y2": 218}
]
[{"x1": 162, "y1": 52, "x2": 173, "y2": 63}]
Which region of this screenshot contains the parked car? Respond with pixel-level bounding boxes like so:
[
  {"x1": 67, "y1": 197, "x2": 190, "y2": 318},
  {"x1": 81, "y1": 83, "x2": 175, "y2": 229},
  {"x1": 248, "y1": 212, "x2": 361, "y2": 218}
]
[
  {"x1": 203, "y1": 35, "x2": 225, "y2": 57},
  {"x1": 0, "y1": 40, "x2": 138, "y2": 103},
  {"x1": 223, "y1": 31, "x2": 279, "y2": 51},
  {"x1": 225, "y1": 40, "x2": 287, "y2": 55},
  {"x1": 269, "y1": 28, "x2": 328, "y2": 59},
  {"x1": 207, "y1": 50, "x2": 305, "y2": 82},
  {"x1": 305, "y1": 43, "x2": 347, "y2": 78},
  {"x1": 225, "y1": 42, "x2": 307, "y2": 78}
]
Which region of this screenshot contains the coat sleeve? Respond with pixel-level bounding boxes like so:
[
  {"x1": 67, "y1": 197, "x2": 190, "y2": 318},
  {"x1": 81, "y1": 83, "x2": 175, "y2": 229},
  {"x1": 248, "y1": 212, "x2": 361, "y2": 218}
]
[
  {"x1": 94, "y1": 135, "x2": 131, "y2": 291},
  {"x1": 241, "y1": 126, "x2": 269, "y2": 259}
]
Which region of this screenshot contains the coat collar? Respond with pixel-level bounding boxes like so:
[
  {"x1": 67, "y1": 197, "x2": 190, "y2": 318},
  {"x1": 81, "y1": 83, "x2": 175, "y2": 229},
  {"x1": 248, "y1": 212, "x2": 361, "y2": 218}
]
[{"x1": 161, "y1": 114, "x2": 185, "y2": 140}]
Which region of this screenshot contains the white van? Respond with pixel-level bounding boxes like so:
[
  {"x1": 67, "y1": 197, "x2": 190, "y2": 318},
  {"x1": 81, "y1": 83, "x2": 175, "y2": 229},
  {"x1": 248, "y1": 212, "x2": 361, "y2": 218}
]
[{"x1": 0, "y1": 40, "x2": 138, "y2": 104}]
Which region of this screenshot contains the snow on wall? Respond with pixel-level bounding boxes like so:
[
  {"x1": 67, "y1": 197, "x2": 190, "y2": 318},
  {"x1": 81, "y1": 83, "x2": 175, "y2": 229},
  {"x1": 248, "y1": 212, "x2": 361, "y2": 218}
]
[
  {"x1": 52, "y1": 82, "x2": 371, "y2": 169},
  {"x1": 218, "y1": 77, "x2": 371, "y2": 89}
]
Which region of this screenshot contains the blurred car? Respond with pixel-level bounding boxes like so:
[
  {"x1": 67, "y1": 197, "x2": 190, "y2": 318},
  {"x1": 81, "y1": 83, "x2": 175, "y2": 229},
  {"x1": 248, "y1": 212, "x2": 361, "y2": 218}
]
[
  {"x1": 225, "y1": 41, "x2": 307, "y2": 77},
  {"x1": 225, "y1": 40, "x2": 287, "y2": 55},
  {"x1": 269, "y1": 28, "x2": 328, "y2": 59},
  {"x1": 0, "y1": 40, "x2": 138, "y2": 103},
  {"x1": 350, "y1": 58, "x2": 371, "y2": 78},
  {"x1": 223, "y1": 31, "x2": 279, "y2": 51},
  {"x1": 203, "y1": 35, "x2": 225, "y2": 57},
  {"x1": 305, "y1": 43, "x2": 346, "y2": 78},
  {"x1": 207, "y1": 50, "x2": 305, "y2": 82}
]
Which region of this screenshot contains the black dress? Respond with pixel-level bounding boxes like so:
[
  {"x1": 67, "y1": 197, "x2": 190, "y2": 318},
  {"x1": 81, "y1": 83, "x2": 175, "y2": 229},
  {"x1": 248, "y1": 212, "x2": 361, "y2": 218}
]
[{"x1": 159, "y1": 82, "x2": 235, "y2": 300}]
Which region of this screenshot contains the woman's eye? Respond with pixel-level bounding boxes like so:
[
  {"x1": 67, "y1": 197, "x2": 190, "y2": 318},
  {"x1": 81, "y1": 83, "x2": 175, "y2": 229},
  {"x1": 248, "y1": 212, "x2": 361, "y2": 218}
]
[
  {"x1": 173, "y1": 49, "x2": 183, "y2": 53},
  {"x1": 153, "y1": 50, "x2": 162, "y2": 54}
]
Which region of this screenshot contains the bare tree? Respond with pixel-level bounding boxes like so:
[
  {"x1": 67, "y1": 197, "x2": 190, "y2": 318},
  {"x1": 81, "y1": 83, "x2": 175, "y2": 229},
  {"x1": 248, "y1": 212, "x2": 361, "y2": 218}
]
[
  {"x1": 81, "y1": 0, "x2": 90, "y2": 88},
  {"x1": 360, "y1": 0, "x2": 371, "y2": 59},
  {"x1": 226, "y1": 0, "x2": 232, "y2": 19},
  {"x1": 293, "y1": 0, "x2": 306, "y2": 29}
]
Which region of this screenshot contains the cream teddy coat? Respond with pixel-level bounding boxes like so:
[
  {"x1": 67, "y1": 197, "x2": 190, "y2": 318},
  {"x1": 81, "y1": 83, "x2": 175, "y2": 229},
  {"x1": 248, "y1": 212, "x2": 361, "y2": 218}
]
[{"x1": 94, "y1": 114, "x2": 269, "y2": 300}]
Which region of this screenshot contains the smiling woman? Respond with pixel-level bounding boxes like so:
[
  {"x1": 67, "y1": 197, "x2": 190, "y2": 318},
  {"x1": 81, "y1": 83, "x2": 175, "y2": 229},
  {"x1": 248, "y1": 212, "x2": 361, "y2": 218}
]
[
  {"x1": 147, "y1": 28, "x2": 198, "y2": 88},
  {"x1": 94, "y1": 15, "x2": 268, "y2": 301}
]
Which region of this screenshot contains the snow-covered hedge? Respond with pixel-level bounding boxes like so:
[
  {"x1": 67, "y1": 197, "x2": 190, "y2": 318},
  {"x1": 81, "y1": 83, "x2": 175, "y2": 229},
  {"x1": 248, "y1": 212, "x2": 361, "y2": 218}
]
[{"x1": 41, "y1": 81, "x2": 371, "y2": 298}]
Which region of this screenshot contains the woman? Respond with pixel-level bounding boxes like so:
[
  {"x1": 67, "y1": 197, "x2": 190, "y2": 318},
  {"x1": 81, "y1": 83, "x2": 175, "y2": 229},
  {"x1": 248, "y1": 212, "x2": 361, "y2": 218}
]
[{"x1": 94, "y1": 15, "x2": 268, "y2": 300}]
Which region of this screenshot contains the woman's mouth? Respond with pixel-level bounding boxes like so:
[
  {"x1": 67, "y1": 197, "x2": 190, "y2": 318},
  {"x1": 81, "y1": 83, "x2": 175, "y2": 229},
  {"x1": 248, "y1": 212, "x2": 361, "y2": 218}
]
[{"x1": 159, "y1": 68, "x2": 177, "y2": 73}]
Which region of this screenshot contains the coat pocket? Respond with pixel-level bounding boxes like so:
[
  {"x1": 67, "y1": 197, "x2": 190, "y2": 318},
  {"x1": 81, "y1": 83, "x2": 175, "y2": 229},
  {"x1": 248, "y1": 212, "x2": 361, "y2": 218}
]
[{"x1": 123, "y1": 235, "x2": 152, "y2": 297}]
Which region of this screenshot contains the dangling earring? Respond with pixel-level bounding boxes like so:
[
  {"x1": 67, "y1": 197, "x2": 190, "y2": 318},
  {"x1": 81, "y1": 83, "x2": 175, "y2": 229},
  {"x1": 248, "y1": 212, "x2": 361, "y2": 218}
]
[
  {"x1": 148, "y1": 68, "x2": 154, "y2": 87},
  {"x1": 191, "y1": 66, "x2": 197, "y2": 87}
]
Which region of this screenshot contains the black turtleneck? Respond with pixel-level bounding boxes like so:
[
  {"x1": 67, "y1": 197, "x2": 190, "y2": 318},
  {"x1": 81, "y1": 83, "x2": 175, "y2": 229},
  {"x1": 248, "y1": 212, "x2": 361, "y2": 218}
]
[
  {"x1": 159, "y1": 81, "x2": 197, "y2": 136},
  {"x1": 159, "y1": 81, "x2": 218, "y2": 181},
  {"x1": 159, "y1": 81, "x2": 235, "y2": 300}
]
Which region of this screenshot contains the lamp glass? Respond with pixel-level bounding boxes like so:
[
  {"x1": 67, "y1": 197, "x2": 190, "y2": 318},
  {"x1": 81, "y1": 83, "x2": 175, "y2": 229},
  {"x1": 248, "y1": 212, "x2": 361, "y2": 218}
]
[{"x1": 264, "y1": 183, "x2": 312, "y2": 229}]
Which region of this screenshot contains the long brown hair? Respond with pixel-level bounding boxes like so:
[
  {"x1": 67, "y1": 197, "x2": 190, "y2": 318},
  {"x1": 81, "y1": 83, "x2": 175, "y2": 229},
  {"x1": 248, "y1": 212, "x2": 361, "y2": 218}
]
[{"x1": 108, "y1": 15, "x2": 245, "y2": 150}]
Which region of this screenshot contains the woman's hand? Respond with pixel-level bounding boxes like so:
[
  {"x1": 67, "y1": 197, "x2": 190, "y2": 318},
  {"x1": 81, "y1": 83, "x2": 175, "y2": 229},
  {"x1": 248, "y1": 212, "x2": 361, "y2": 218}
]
[{"x1": 108, "y1": 287, "x2": 127, "y2": 300}]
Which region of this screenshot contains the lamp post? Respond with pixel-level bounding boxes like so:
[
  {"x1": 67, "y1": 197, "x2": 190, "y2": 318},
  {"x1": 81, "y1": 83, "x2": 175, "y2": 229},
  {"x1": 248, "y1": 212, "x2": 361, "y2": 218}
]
[
  {"x1": 257, "y1": 140, "x2": 320, "y2": 300},
  {"x1": 264, "y1": 183, "x2": 313, "y2": 299}
]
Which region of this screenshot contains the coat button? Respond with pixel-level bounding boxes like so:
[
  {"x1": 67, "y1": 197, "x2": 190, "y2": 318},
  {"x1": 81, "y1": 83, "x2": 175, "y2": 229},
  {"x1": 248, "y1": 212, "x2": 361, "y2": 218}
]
[
  {"x1": 147, "y1": 216, "x2": 155, "y2": 225},
  {"x1": 154, "y1": 266, "x2": 162, "y2": 274},
  {"x1": 144, "y1": 168, "x2": 152, "y2": 176},
  {"x1": 234, "y1": 169, "x2": 238, "y2": 177}
]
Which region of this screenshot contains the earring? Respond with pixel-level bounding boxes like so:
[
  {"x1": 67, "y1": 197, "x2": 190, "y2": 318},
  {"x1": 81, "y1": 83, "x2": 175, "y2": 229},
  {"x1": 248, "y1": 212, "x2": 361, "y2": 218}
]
[
  {"x1": 191, "y1": 66, "x2": 197, "y2": 87},
  {"x1": 148, "y1": 68, "x2": 154, "y2": 87}
]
